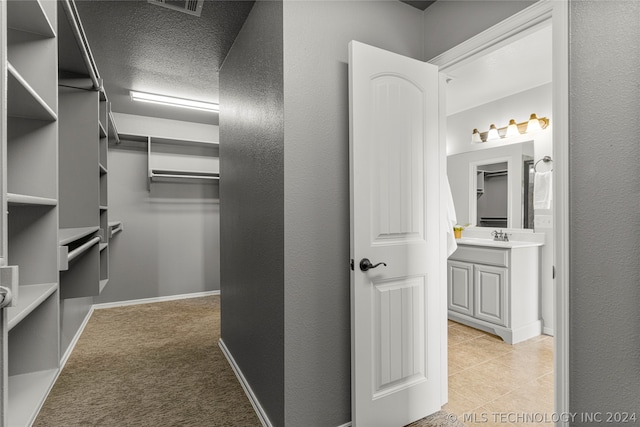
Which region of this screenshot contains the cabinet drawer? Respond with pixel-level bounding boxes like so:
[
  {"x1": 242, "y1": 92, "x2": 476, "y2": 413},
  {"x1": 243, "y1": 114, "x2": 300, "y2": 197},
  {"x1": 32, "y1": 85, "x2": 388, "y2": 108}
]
[{"x1": 450, "y1": 245, "x2": 509, "y2": 267}]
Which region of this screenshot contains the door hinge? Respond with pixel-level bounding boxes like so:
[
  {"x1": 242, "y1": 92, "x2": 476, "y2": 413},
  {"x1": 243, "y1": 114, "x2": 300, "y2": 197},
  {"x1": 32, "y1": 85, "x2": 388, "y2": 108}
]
[{"x1": 350, "y1": 259, "x2": 354, "y2": 271}]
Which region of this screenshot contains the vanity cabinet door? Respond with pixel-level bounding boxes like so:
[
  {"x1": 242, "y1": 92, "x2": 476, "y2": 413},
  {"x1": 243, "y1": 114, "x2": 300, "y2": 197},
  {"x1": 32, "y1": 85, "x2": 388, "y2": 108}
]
[
  {"x1": 474, "y1": 264, "x2": 508, "y2": 327},
  {"x1": 447, "y1": 261, "x2": 473, "y2": 316}
]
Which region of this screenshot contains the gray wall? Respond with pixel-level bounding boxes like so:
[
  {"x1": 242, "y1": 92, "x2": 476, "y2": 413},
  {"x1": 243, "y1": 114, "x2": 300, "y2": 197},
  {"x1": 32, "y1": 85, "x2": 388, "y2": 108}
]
[
  {"x1": 422, "y1": 0, "x2": 535, "y2": 60},
  {"x1": 568, "y1": 0, "x2": 640, "y2": 418},
  {"x1": 219, "y1": 1, "x2": 285, "y2": 426},
  {"x1": 282, "y1": 2, "x2": 424, "y2": 425},
  {"x1": 425, "y1": 0, "x2": 640, "y2": 420},
  {"x1": 95, "y1": 145, "x2": 219, "y2": 304}
]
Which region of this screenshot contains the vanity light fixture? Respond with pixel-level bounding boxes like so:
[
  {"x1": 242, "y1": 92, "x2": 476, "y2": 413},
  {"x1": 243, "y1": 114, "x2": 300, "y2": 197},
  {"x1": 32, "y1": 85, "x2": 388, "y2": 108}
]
[
  {"x1": 504, "y1": 119, "x2": 520, "y2": 138},
  {"x1": 487, "y1": 124, "x2": 500, "y2": 141},
  {"x1": 526, "y1": 113, "x2": 544, "y2": 133},
  {"x1": 130, "y1": 91, "x2": 219, "y2": 113},
  {"x1": 471, "y1": 128, "x2": 483, "y2": 143},
  {"x1": 471, "y1": 114, "x2": 550, "y2": 143}
]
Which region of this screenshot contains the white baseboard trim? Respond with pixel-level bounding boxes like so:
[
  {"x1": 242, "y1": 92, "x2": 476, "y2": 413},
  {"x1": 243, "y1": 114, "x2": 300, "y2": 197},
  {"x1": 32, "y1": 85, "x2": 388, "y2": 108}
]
[
  {"x1": 336, "y1": 423, "x2": 352, "y2": 427},
  {"x1": 92, "y1": 290, "x2": 220, "y2": 310},
  {"x1": 218, "y1": 338, "x2": 273, "y2": 427},
  {"x1": 543, "y1": 326, "x2": 555, "y2": 336},
  {"x1": 60, "y1": 305, "x2": 95, "y2": 370}
]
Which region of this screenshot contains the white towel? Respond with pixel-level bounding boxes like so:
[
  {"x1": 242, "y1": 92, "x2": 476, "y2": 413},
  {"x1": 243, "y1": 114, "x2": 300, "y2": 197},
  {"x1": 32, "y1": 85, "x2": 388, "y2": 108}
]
[
  {"x1": 444, "y1": 175, "x2": 458, "y2": 257},
  {"x1": 534, "y1": 171, "x2": 553, "y2": 210}
]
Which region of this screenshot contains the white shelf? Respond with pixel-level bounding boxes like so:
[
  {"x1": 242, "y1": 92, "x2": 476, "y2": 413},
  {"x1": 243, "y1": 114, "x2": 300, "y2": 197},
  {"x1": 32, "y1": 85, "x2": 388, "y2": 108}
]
[
  {"x1": 120, "y1": 132, "x2": 219, "y2": 146},
  {"x1": 7, "y1": 63, "x2": 57, "y2": 121},
  {"x1": 108, "y1": 112, "x2": 120, "y2": 144},
  {"x1": 8, "y1": 369, "x2": 59, "y2": 427},
  {"x1": 99, "y1": 121, "x2": 107, "y2": 138},
  {"x1": 7, "y1": 0, "x2": 56, "y2": 38},
  {"x1": 7, "y1": 283, "x2": 58, "y2": 331},
  {"x1": 99, "y1": 205, "x2": 108, "y2": 211},
  {"x1": 59, "y1": 226, "x2": 99, "y2": 246},
  {"x1": 99, "y1": 163, "x2": 107, "y2": 175},
  {"x1": 7, "y1": 193, "x2": 57, "y2": 206}
]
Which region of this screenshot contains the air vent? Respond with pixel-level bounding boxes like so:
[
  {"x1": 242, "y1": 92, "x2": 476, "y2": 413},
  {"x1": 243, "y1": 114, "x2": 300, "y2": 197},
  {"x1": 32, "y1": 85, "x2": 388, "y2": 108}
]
[{"x1": 148, "y1": 0, "x2": 204, "y2": 17}]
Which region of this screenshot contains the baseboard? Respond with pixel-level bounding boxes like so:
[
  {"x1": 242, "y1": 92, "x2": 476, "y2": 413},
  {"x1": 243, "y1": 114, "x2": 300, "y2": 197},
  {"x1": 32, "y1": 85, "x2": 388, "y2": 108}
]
[
  {"x1": 92, "y1": 290, "x2": 220, "y2": 310},
  {"x1": 218, "y1": 339, "x2": 273, "y2": 427},
  {"x1": 336, "y1": 423, "x2": 352, "y2": 427},
  {"x1": 543, "y1": 326, "x2": 554, "y2": 336},
  {"x1": 60, "y1": 305, "x2": 96, "y2": 370}
]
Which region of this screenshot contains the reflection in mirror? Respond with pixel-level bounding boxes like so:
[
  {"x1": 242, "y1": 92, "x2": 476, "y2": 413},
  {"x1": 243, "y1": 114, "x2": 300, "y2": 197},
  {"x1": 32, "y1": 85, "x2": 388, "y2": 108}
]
[
  {"x1": 447, "y1": 141, "x2": 534, "y2": 230},
  {"x1": 476, "y1": 161, "x2": 508, "y2": 227}
]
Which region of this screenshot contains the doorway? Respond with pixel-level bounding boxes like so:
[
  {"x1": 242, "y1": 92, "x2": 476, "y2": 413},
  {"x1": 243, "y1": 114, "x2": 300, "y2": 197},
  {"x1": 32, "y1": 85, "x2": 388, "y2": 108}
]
[{"x1": 430, "y1": 1, "x2": 569, "y2": 424}]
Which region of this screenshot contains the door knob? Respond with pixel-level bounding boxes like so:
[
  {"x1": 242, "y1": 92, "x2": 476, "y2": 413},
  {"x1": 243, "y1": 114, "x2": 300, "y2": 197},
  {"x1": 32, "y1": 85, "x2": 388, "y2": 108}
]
[{"x1": 359, "y1": 258, "x2": 387, "y2": 272}]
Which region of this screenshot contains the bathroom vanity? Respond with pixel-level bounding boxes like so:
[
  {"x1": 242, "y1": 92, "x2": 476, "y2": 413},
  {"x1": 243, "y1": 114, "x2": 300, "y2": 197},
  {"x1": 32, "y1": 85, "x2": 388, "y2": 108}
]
[{"x1": 448, "y1": 238, "x2": 543, "y2": 344}]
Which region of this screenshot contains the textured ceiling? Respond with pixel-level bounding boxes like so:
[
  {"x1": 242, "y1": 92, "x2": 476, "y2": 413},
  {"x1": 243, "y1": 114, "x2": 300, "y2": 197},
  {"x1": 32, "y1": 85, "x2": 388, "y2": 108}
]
[{"x1": 75, "y1": 0, "x2": 255, "y2": 125}]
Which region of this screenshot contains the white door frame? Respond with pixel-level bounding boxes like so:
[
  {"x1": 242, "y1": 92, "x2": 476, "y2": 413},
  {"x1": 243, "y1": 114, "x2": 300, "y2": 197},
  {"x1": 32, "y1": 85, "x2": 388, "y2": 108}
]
[{"x1": 428, "y1": 0, "x2": 570, "y2": 423}]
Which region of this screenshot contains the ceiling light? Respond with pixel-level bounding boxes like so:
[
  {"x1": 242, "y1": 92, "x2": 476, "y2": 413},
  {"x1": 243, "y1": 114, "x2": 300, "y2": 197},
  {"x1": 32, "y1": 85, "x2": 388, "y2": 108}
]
[
  {"x1": 487, "y1": 124, "x2": 500, "y2": 140},
  {"x1": 505, "y1": 119, "x2": 520, "y2": 138},
  {"x1": 130, "y1": 91, "x2": 219, "y2": 113},
  {"x1": 471, "y1": 128, "x2": 483, "y2": 143}
]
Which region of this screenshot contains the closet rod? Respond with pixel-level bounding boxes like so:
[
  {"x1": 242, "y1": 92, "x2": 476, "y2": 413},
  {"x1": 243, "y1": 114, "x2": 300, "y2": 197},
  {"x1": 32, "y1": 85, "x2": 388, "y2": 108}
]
[
  {"x1": 151, "y1": 173, "x2": 220, "y2": 180},
  {"x1": 151, "y1": 172, "x2": 220, "y2": 180},
  {"x1": 67, "y1": 236, "x2": 100, "y2": 263},
  {"x1": 61, "y1": 0, "x2": 102, "y2": 90}
]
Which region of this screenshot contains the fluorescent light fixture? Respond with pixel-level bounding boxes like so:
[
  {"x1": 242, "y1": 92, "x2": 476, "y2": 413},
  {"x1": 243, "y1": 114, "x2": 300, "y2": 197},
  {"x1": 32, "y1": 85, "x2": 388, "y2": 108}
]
[{"x1": 130, "y1": 91, "x2": 219, "y2": 112}]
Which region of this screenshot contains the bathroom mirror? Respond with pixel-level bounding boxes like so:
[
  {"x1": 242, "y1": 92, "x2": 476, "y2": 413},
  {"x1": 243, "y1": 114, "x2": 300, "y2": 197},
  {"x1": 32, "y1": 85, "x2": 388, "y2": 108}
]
[{"x1": 447, "y1": 141, "x2": 534, "y2": 229}]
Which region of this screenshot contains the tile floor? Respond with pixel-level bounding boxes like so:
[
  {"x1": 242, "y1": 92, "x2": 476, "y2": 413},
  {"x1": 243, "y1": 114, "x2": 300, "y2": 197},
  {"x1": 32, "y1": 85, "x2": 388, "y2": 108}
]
[{"x1": 445, "y1": 320, "x2": 554, "y2": 427}]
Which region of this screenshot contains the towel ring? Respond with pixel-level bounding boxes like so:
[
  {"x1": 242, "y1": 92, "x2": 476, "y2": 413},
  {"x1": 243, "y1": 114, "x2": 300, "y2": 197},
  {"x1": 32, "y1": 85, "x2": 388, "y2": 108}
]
[{"x1": 534, "y1": 156, "x2": 553, "y2": 172}]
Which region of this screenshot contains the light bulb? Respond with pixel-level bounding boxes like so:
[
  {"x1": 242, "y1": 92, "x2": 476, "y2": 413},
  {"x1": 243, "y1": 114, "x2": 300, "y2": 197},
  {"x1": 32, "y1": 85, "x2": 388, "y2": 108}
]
[
  {"x1": 505, "y1": 119, "x2": 520, "y2": 138},
  {"x1": 526, "y1": 113, "x2": 542, "y2": 133},
  {"x1": 471, "y1": 128, "x2": 483, "y2": 143},
  {"x1": 487, "y1": 124, "x2": 500, "y2": 141}
]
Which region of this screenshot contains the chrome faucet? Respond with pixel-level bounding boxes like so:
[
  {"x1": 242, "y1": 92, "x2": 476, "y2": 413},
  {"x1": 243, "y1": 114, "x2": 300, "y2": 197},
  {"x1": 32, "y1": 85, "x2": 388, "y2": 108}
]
[{"x1": 491, "y1": 229, "x2": 509, "y2": 242}]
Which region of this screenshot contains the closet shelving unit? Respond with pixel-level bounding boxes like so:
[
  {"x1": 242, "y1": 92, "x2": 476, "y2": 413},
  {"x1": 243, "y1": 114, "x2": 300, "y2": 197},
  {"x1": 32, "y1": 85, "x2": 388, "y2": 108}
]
[
  {"x1": 4, "y1": 0, "x2": 61, "y2": 425},
  {"x1": 119, "y1": 133, "x2": 220, "y2": 190},
  {"x1": 58, "y1": 0, "x2": 112, "y2": 298},
  {"x1": 98, "y1": 90, "x2": 110, "y2": 291}
]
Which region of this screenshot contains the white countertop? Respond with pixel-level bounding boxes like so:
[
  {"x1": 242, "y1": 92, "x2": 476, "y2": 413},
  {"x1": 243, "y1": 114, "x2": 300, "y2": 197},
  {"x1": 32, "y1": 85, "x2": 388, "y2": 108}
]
[{"x1": 455, "y1": 237, "x2": 544, "y2": 249}]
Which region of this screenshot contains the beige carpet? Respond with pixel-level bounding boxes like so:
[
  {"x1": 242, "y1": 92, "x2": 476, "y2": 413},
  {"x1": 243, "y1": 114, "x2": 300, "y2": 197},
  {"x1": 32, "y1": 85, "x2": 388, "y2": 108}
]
[
  {"x1": 34, "y1": 296, "x2": 261, "y2": 427},
  {"x1": 34, "y1": 295, "x2": 463, "y2": 427}
]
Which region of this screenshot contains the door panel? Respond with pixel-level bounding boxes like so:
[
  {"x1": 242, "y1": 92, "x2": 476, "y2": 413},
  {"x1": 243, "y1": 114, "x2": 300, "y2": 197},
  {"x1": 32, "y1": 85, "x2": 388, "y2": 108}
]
[
  {"x1": 448, "y1": 261, "x2": 473, "y2": 316},
  {"x1": 372, "y1": 276, "x2": 426, "y2": 397},
  {"x1": 350, "y1": 40, "x2": 442, "y2": 427},
  {"x1": 370, "y1": 75, "x2": 425, "y2": 243},
  {"x1": 474, "y1": 265, "x2": 508, "y2": 326}
]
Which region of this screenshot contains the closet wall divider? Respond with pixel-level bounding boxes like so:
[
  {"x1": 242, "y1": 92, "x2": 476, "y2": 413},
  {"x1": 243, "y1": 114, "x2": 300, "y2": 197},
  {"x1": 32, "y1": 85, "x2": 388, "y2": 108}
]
[{"x1": 0, "y1": 0, "x2": 122, "y2": 425}]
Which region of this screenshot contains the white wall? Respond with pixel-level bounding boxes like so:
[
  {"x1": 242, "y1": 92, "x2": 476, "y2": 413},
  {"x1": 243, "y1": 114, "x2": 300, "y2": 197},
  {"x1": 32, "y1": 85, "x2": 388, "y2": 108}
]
[
  {"x1": 95, "y1": 114, "x2": 220, "y2": 304},
  {"x1": 446, "y1": 83, "x2": 554, "y2": 334}
]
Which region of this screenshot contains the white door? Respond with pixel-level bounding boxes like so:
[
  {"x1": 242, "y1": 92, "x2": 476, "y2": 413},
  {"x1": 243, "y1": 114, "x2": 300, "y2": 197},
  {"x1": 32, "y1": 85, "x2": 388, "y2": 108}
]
[{"x1": 349, "y1": 41, "x2": 442, "y2": 427}]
